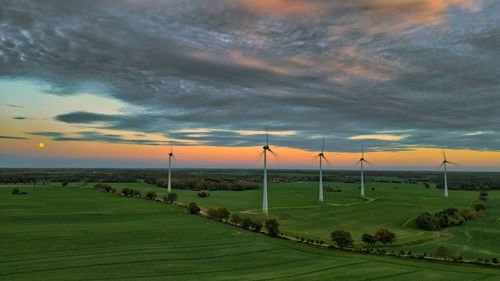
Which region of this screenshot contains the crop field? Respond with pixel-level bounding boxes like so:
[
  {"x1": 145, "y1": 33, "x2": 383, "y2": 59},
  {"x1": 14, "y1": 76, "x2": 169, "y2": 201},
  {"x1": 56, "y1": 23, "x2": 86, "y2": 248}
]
[
  {"x1": 1, "y1": 186, "x2": 499, "y2": 281},
  {"x1": 104, "y1": 179, "x2": 487, "y2": 251}
]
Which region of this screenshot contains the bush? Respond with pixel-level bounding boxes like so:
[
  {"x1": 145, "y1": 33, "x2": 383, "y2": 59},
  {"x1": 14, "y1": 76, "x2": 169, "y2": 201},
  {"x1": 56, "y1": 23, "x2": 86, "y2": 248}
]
[
  {"x1": 62, "y1": 182, "x2": 69, "y2": 187},
  {"x1": 251, "y1": 219, "x2": 263, "y2": 232},
  {"x1": 207, "y1": 208, "x2": 218, "y2": 220},
  {"x1": 241, "y1": 217, "x2": 252, "y2": 229},
  {"x1": 197, "y1": 190, "x2": 210, "y2": 198},
  {"x1": 371, "y1": 187, "x2": 375, "y2": 191},
  {"x1": 230, "y1": 214, "x2": 242, "y2": 225},
  {"x1": 330, "y1": 230, "x2": 354, "y2": 249},
  {"x1": 265, "y1": 218, "x2": 280, "y2": 237},
  {"x1": 361, "y1": 233, "x2": 377, "y2": 246},
  {"x1": 146, "y1": 191, "x2": 157, "y2": 200},
  {"x1": 187, "y1": 202, "x2": 200, "y2": 214},
  {"x1": 475, "y1": 201, "x2": 487, "y2": 212},
  {"x1": 218, "y1": 207, "x2": 230, "y2": 222},
  {"x1": 132, "y1": 189, "x2": 141, "y2": 198},
  {"x1": 121, "y1": 187, "x2": 131, "y2": 196},
  {"x1": 479, "y1": 190, "x2": 488, "y2": 197},
  {"x1": 461, "y1": 208, "x2": 475, "y2": 219},
  {"x1": 207, "y1": 207, "x2": 230, "y2": 222},
  {"x1": 492, "y1": 257, "x2": 498, "y2": 264},
  {"x1": 375, "y1": 229, "x2": 397, "y2": 245},
  {"x1": 166, "y1": 192, "x2": 177, "y2": 203},
  {"x1": 11, "y1": 188, "x2": 20, "y2": 194}
]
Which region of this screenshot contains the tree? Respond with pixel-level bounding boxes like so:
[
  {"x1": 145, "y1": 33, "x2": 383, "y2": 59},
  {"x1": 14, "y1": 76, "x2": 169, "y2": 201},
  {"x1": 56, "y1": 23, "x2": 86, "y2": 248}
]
[
  {"x1": 416, "y1": 212, "x2": 440, "y2": 231},
  {"x1": 217, "y1": 207, "x2": 230, "y2": 222},
  {"x1": 230, "y1": 214, "x2": 242, "y2": 225},
  {"x1": 207, "y1": 208, "x2": 218, "y2": 220},
  {"x1": 167, "y1": 192, "x2": 177, "y2": 203},
  {"x1": 62, "y1": 182, "x2": 69, "y2": 187},
  {"x1": 330, "y1": 230, "x2": 354, "y2": 249},
  {"x1": 361, "y1": 233, "x2": 376, "y2": 246},
  {"x1": 146, "y1": 191, "x2": 157, "y2": 200},
  {"x1": 188, "y1": 202, "x2": 200, "y2": 214},
  {"x1": 11, "y1": 188, "x2": 20, "y2": 194},
  {"x1": 197, "y1": 190, "x2": 209, "y2": 197},
  {"x1": 121, "y1": 187, "x2": 131, "y2": 196},
  {"x1": 475, "y1": 201, "x2": 487, "y2": 212},
  {"x1": 265, "y1": 218, "x2": 280, "y2": 237},
  {"x1": 375, "y1": 229, "x2": 397, "y2": 245},
  {"x1": 251, "y1": 219, "x2": 263, "y2": 232},
  {"x1": 241, "y1": 217, "x2": 252, "y2": 229}
]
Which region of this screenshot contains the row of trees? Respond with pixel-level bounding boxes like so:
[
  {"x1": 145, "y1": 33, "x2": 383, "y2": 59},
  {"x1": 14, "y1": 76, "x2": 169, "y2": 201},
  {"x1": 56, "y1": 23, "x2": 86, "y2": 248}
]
[
  {"x1": 156, "y1": 177, "x2": 259, "y2": 191},
  {"x1": 330, "y1": 229, "x2": 397, "y2": 249},
  {"x1": 95, "y1": 183, "x2": 116, "y2": 193}
]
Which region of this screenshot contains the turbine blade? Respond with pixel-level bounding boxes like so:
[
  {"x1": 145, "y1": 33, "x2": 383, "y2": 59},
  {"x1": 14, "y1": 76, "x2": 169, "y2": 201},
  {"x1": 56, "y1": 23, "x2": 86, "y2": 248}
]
[
  {"x1": 266, "y1": 128, "x2": 269, "y2": 146},
  {"x1": 361, "y1": 146, "x2": 365, "y2": 158},
  {"x1": 313, "y1": 155, "x2": 320, "y2": 160},
  {"x1": 364, "y1": 159, "x2": 374, "y2": 166},
  {"x1": 322, "y1": 137, "x2": 325, "y2": 153},
  {"x1": 354, "y1": 160, "x2": 361, "y2": 167},
  {"x1": 322, "y1": 155, "x2": 331, "y2": 166},
  {"x1": 269, "y1": 149, "x2": 280, "y2": 160},
  {"x1": 257, "y1": 150, "x2": 264, "y2": 160},
  {"x1": 172, "y1": 154, "x2": 176, "y2": 160},
  {"x1": 442, "y1": 149, "x2": 446, "y2": 161}
]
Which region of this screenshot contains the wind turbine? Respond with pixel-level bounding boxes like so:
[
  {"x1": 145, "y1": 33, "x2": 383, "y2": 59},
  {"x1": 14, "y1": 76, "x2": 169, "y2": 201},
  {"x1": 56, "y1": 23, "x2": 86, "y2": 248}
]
[
  {"x1": 440, "y1": 150, "x2": 455, "y2": 198},
  {"x1": 355, "y1": 147, "x2": 371, "y2": 197},
  {"x1": 258, "y1": 130, "x2": 279, "y2": 215},
  {"x1": 314, "y1": 138, "x2": 330, "y2": 203},
  {"x1": 167, "y1": 145, "x2": 175, "y2": 192}
]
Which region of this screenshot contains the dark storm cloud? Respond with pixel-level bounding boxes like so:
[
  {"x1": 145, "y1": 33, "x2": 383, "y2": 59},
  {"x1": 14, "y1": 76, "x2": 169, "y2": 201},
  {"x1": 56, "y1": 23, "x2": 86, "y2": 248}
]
[
  {"x1": 13, "y1": 116, "x2": 26, "y2": 119},
  {"x1": 1, "y1": 0, "x2": 499, "y2": 152},
  {"x1": 6, "y1": 104, "x2": 24, "y2": 108}
]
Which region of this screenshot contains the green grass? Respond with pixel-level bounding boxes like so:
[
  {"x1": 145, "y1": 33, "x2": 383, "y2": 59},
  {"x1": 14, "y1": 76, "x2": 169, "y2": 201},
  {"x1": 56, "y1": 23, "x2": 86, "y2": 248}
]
[
  {"x1": 117, "y1": 180, "x2": 480, "y2": 247},
  {"x1": 1, "y1": 186, "x2": 499, "y2": 280},
  {"x1": 397, "y1": 191, "x2": 500, "y2": 260}
]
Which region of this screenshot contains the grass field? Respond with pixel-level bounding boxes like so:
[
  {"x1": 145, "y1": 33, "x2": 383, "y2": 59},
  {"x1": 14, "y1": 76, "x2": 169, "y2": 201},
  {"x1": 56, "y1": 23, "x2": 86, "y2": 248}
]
[
  {"x1": 398, "y1": 190, "x2": 500, "y2": 260},
  {"x1": 102, "y1": 180, "x2": 484, "y2": 250},
  {"x1": 1, "y1": 186, "x2": 499, "y2": 280}
]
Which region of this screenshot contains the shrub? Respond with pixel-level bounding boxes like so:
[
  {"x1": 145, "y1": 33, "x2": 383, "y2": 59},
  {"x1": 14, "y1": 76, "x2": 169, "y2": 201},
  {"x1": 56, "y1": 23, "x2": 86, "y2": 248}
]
[
  {"x1": 187, "y1": 202, "x2": 200, "y2": 214},
  {"x1": 62, "y1": 182, "x2": 69, "y2": 187},
  {"x1": 479, "y1": 190, "x2": 488, "y2": 197},
  {"x1": 132, "y1": 189, "x2": 141, "y2": 198},
  {"x1": 375, "y1": 229, "x2": 397, "y2": 245},
  {"x1": 461, "y1": 208, "x2": 475, "y2": 219},
  {"x1": 371, "y1": 187, "x2": 375, "y2": 191},
  {"x1": 166, "y1": 192, "x2": 177, "y2": 203},
  {"x1": 265, "y1": 218, "x2": 280, "y2": 237},
  {"x1": 11, "y1": 188, "x2": 20, "y2": 194},
  {"x1": 361, "y1": 233, "x2": 377, "y2": 246},
  {"x1": 251, "y1": 219, "x2": 263, "y2": 232},
  {"x1": 197, "y1": 190, "x2": 210, "y2": 198},
  {"x1": 492, "y1": 257, "x2": 498, "y2": 264},
  {"x1": 241, "y1": 217, "x2": 252, "y2": 229},
  {"x1": 146, "y1": 191, "x2": 157, "y2": 200},
  {"x1": 230, "y1": 214, "x2": 242, "y2": 225},
  {"x1": 207, "y1": 208, "x2": 218, "y2": 220},
  {"x1": 218, "y1": 207, "x2": 230, "y2": 222},
  {"x1": 330, "y1": 230, "x2": 354, "y2": 249},
  {"x1": 121, "y1": 187, "x2": 131, "y2": 196},
  {"x1": 111, "y1": 188, "x2": 116, "y2": 193},
  {"x1": 475, "y1": 201, "x2": 487, "y2": 212}
]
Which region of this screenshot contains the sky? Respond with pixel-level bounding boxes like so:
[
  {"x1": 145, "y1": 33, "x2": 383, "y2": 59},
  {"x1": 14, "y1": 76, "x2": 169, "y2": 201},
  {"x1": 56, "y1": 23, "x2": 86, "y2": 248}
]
[{"x1": 0, "y1": 0, "x2": 499, "y2": 170}]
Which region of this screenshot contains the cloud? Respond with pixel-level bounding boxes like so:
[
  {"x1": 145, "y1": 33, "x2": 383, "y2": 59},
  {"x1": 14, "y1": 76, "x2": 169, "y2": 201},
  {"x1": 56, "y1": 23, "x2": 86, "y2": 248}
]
[
  {"x1": 6, "y1": 104, "x2": 24, "y2": 108},
  {"x1": 0, "y1": 0, "x2": 499, "y2": 153},
  {"x1": 13, "y1": 116, "x2": 26, "y2": 120},
  {"x1": 348, "y1": 134, "x2": 410, "y2": 141},
  {"x1": 0, "y1": 135, "x2": 27, "y2": 139}
]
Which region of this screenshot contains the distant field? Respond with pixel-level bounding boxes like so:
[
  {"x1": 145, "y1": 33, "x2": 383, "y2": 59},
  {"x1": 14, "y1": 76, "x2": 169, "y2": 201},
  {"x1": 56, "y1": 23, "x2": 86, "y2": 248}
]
[
  {"x1": 1, "y1": 186, "x2": 499, "y2": 280},
  {"x1": 103, "y1": 180, "x2": 484, "y2": 250}
]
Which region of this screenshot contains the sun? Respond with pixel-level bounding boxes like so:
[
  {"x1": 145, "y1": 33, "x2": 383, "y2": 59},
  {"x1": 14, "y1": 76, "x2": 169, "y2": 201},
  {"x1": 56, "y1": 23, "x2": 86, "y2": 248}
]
[{"x1": 39, "y1": 142, "x2": 45, "y2": 148}]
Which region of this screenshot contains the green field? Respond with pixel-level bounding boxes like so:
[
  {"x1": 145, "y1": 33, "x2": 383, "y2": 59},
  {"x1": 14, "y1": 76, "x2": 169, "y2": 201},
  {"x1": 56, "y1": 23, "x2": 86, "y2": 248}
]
[
  {"x1": 103, "y1": 180, "x2": 490, "y2": 252},
  {"x1": 1, "y1": 186, "x2": 499, "y2": 280}
]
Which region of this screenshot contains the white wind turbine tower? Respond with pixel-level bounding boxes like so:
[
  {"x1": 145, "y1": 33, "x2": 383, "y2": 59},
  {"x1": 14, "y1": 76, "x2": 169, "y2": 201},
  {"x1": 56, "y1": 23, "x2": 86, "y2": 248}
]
[
  {"x1": 355, "y1": 147, "x2": 371, "y2": 197},
  {"x1": 258, "y1": 130, "x2": 279, "y2": 215},
  {"x1": 440, "y1": 150, "x2": 456, "y2": 198},
  {"x1": 167, "y1": 145, "x2": 175, "y2": 192},
  {"x1": 314, "y1": 137, "x2": 331, "y2": 203}
]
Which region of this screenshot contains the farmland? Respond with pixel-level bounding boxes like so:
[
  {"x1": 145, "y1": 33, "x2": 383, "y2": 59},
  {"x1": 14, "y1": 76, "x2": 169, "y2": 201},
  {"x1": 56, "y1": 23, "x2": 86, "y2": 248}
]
[{"x1": 1, "y1": 185, "x2": 499, "y2": 280}]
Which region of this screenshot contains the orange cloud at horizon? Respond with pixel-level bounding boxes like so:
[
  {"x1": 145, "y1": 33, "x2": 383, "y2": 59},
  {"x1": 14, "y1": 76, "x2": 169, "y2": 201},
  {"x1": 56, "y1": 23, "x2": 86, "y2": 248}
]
[{"x1": 2, "y1": 138, "x2": 499, "y2": 169}]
